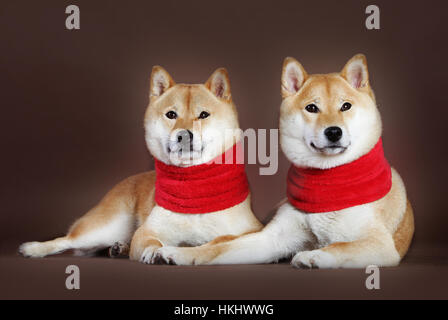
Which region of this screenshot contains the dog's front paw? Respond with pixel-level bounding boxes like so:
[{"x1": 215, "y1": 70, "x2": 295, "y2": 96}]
[
  {"x1": 139, "y1": 246, "x2": 158, "y2": 264},
  {"x1": 151, "y1": 247, "x2": 194, "y2": 266},
  {"x1": 19, "y1": 242, "x2": 46, "y2": 258},
  {"x1": 291, "y1": 250, "x2": 337, "y2": 269}
]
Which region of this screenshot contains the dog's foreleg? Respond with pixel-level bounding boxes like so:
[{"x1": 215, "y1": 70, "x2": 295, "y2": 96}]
[
  {"x1": 153, "y1": 205, "x2": 312, "y2": 265},
  {"x1": 129, "y1": 224, "x2": 163, "y2": 264},
  {"x1": 153, "y1": 228, "x2": 303, "y2": 265}
]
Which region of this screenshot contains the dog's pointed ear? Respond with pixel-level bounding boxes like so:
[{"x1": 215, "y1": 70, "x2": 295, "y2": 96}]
[
  {"x1": 150, "y1": 66, "x2": 175, "y2": 98},
  {"x1": 281, "y1": 57, "x2": 308, "y2": 98},
  {"x1": 205, "y1": 68, "x2": 231, "y2": 101},
  {"x1": 341, "y1": 54, "x2": 369, "y2": 89}
]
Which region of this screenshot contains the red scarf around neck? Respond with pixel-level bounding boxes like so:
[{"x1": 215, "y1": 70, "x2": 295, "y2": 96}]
[
  {"x1": 154, "y1": 144, "x2": 249, "y2": 214},
  {"x1": 287, "y1": 139, "x2": 392, "y2": 213}
]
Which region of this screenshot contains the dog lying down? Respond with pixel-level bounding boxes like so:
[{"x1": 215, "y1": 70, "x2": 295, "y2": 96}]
[{"x1": 19, "y1": 67, "x2": 263, "y2": 263}]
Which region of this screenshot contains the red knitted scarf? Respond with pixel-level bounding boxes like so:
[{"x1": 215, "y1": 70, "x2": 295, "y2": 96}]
[
  {"x1": 287, "y1": 139, "x2": 392, "y2": 213},
  {"x1": 154, "y1": 144, "x2": 249, "y2": 214}
]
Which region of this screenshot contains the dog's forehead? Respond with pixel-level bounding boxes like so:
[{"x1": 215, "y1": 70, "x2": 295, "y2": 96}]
[
  {"x1": 152, "y1": 85, "x2": 187, "y2": 106},
  {"x1": 188, "y1": 85, "x2": 213, "y2": 102},
  {"x1": 151, "y1": 84, "x2": 220, "y2": 114},
  {"x1": 300, "y1": 74, "x2": 352, "y2": 100},
  {"x1": 153, "y1": 84, "x2": 204, "y2": 106}
]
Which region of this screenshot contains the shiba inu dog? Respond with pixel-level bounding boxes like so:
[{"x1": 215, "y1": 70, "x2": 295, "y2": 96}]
[
  {"x1": 152, "y1": 54, "x2": 415, "y2": 268},
  {"x1": 19, "y1": 67, "x2": 262, "y2": 263}
]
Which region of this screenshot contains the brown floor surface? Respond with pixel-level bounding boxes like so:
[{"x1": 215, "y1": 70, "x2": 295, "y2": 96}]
[{"x1": 0, "y1": 242, "x2": 446, "y2": 300}]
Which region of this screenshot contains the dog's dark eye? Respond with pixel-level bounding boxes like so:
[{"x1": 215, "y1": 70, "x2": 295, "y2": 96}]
[
  {"x1": 305, "y1": 104, "x2": 319, "y2": 113},
  {"x1": 198, "y1": 111, "x2": 210, "y2": 119},
  {"x1": 341, "y1": 102, "x2": 352, "y2": 112},
  {"x1": 165, "y1": 111, "x2": 177, "y2": 119}
]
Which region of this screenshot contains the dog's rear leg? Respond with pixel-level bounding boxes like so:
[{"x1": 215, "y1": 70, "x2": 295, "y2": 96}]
[
  {"x1": 291, "y1": 230, "x2": 401, "y2": 269},
  {"x1": 19, "y1": 205, "x2": 135, "y2": 258},
  {"x1": 19, "y1": 176, "x2": 142, "y2": 258},
  {"x1": 19, "y1": 236, "x2": 73, "y2": 258}
]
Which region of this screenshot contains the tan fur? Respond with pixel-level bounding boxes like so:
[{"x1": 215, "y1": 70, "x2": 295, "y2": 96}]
[
  {"x1": 283, "y1": 74, "x2": 377, "y2": 132},
  {"x1": 129, "y1": 225, "x2": 163, "y2": 261},
  {"x1": 200, "y1": 231, "x2": 258, "y2": 261},
  {"x1": 393, "y1": 200, "x2": 415, "y2": 258},
  {"x1": 68, "y1": 171, "x2": 156, "y2": 239},
  {"x1": 370, "y1": 168, "x2": 415, "y2": 259},
  {"x1": 208, "y1": 235, "x2": 240, "y2": 245},
  {"x1": 158, "y1": 236, "x2": 235, "y2": 265}
]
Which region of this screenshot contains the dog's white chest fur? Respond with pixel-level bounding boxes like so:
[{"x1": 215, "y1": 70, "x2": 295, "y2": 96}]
[
  {"x1": 145, "y1": 197, "x2": 258, "y2": 246},
  {"x1": 283, "y1": 202, "x2": 375, "y2": 247}
]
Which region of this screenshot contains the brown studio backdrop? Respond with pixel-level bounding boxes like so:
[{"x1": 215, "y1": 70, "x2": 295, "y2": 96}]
[{"x1": 0, "y1": 0, "x2": 447, "y2": 252}]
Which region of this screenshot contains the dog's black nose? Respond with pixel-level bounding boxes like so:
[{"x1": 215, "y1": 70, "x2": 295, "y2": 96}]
[
  {"x1": 324, "y1": 126, "x2": 343, "y2": 142},
  {"x1": 177, "y1": 130, "x2": 193, "y2": 143}
]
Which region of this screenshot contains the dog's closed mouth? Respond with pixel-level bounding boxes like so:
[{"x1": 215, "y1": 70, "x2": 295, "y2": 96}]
[
  {"x1": 167, "y1": 146, "x2": 193, "y2": 153},
  {"x1": 167, "y1": 146, "x2": 205, "y2": 153},
  {"x1": 310, "y1": 142, "x2": 348, "y2": 153}
]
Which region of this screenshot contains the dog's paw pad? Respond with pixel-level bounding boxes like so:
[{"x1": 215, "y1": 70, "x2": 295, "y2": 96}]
[
  {"x1": 291, "y1": 250, "x2": 336, "y2": 269},
  {"x1": 151, "y1": 251, "x2": 174, "y2": 265},
  {"x1": 151, "y1": 247, "x2": 180, "y2": 265},
  {"x1": 109, "y1": 241, "x2": 129, "y2": 258},
  {"x1": 293, "y1": 259, "x2": 316, "y2": 269}
]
